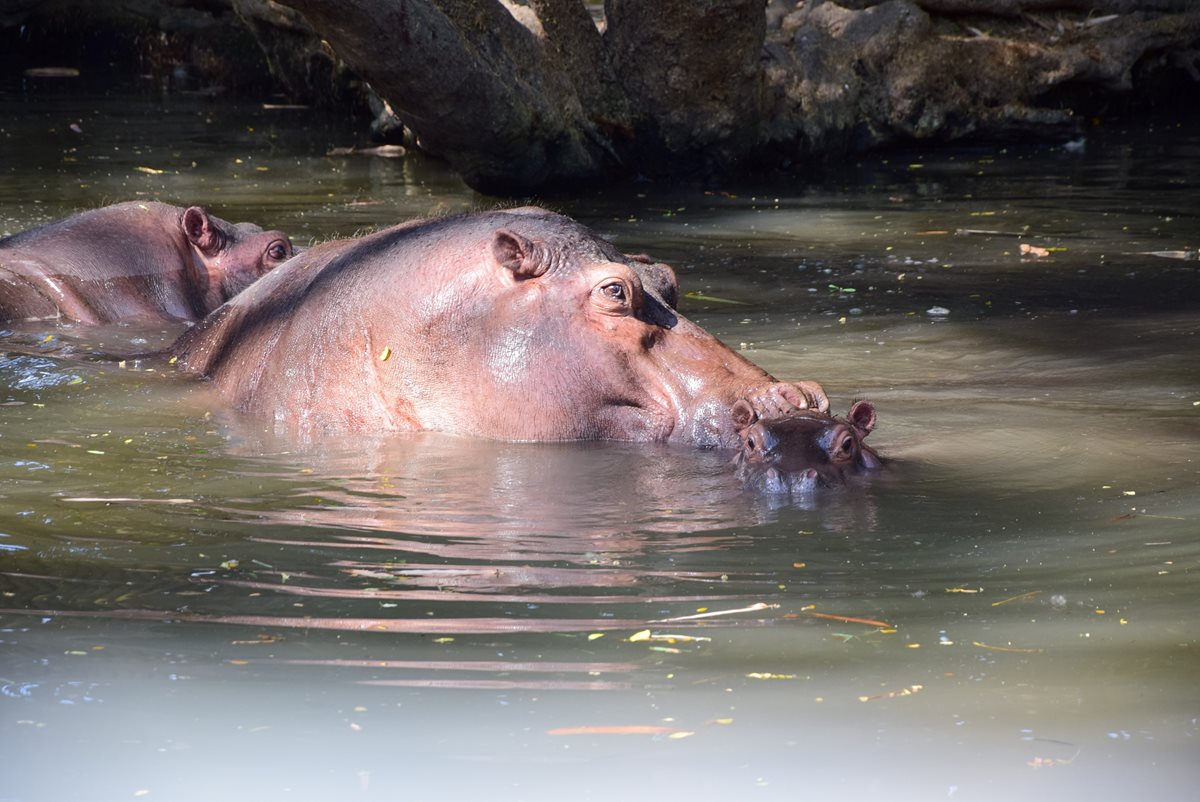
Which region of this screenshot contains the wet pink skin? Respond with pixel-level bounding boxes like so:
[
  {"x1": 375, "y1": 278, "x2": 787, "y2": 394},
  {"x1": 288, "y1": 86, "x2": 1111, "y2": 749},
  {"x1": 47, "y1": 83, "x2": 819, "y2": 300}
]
[
  {"x1": 172, "y1": 207, "x2": 828, "y2": 446},
  {"x1": 0, "y1": 201, "x2": 293, "y2": 323},
  {"x1": 732, "y1": 400, "x2": 882, "y2": 492}
]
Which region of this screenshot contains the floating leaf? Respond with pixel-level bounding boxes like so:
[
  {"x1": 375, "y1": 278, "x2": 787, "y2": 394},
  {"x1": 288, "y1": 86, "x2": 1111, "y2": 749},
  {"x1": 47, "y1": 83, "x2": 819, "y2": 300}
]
[
  {"x1": 134, "y1": 166, "x2": 167, "y2": 175},
  {"x1": 25, "y1": 67, "x2": 81, "y2": 78}
]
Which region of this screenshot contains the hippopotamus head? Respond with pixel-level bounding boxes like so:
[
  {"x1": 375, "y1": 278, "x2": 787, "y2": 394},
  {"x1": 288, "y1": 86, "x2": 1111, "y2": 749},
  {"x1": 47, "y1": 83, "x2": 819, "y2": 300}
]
[
  {"x1": 732, "y1": 400, "x2": 883, "y2": 493},
  {"x1": 180, "y1": 206, "x2": 293, "y2": 311},
  {"x1": 172, "y1": 207, "x2": 828, "y2": 444}
]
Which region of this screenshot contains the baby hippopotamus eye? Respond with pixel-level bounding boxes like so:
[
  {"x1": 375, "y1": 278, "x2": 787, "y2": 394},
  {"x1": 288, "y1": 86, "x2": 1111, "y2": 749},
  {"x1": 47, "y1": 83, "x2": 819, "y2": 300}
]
[{"x1": 266, "y1": 241, "x2": 290, "y2": 261}]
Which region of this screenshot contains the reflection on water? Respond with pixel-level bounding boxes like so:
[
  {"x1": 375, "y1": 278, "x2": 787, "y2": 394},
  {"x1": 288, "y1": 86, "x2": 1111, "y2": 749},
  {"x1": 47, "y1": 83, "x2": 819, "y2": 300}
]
[{"x1": 1, "y1": 85, "x2": 1198, "y2": 801}]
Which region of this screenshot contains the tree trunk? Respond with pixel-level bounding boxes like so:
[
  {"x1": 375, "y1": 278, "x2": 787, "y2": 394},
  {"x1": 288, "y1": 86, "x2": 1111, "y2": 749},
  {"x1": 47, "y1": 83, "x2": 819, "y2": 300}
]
[{"x1": 270, "y1": 0, "x2": 1198, "y2": 193}]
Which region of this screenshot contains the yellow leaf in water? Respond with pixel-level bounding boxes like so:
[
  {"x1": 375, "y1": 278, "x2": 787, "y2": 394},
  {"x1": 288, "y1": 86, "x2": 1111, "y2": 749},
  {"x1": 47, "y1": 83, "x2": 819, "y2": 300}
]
[
  {"x1": 628, "y1": 630, "x2": 651, "y2": 642},
  {"x1": 432, "y1": 637, "x2": 454, "y2": 644},
  {"x1": 587, "y1": 633, "x2": 604, "y2": 641},
  {"x1": 667, "y1": 731, "x2": 696, "y2": 739},
  {"x1": 135, "y1": 166, "x2": 166, "y2": 175}
]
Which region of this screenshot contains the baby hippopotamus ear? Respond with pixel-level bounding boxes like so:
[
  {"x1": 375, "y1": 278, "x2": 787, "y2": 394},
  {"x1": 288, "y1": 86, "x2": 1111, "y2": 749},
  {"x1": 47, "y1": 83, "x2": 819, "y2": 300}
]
[
  {"x1": 847, "y1": 400, "x2": 877, "y2": 437},
  {"x1": 493, "y1": 228, "x2": 551, "y2": 279}
]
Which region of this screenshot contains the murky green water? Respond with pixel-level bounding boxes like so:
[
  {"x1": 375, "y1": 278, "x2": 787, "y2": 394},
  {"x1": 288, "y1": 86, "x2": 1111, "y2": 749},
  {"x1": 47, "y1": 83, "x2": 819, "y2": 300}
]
[{"x1": 1, "y1": 83, "x2": 1197, "y2": 801}]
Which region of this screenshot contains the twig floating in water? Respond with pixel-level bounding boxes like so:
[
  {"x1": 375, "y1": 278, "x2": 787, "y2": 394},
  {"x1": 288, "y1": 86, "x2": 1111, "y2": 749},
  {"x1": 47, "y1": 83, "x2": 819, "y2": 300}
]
[
  {"x1": 806, "y1": 611, "x2": 892, "y2": 628},
  {"x1": 653, "y1": 602, "x2": 777, "y2": 623},
  {"x1": 62, "y1": 497, "x2": 195, "y2": 505},
  {"x1": 991, "y1": 590, "x2": 1042, "y2": 607}
]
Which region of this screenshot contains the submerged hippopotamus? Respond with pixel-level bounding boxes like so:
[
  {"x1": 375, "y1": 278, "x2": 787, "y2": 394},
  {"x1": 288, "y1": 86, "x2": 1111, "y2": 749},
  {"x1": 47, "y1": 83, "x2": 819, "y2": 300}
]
[
  {"x1": 171, "y1": 207, "x2": 828, "y2": 445},
  {"x1": 732, "y1": 400, "x2": 882, "y2": 493},
  {"x1": 0, "y1": 201, "x2": 293, "y2": 324}
]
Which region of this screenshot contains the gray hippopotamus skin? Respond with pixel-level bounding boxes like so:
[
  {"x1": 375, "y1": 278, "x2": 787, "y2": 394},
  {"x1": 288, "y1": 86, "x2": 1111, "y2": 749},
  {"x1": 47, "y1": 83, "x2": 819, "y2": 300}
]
[
  {"x1": 171, "y1": 207, "x2": 829, "y2": 446},
  {"x1": 0, "y1": 201, "x2": 292, "y2": 323},
  {"x1": 732, "y1": 399, "x2": 882, "y2": 493}
]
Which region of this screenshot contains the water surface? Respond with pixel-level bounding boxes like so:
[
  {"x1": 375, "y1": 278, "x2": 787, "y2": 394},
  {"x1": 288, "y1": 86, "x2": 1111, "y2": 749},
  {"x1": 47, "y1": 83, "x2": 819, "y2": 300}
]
[{"x1": 1, "y1": 85, "x2": 1197, "y2": 801}]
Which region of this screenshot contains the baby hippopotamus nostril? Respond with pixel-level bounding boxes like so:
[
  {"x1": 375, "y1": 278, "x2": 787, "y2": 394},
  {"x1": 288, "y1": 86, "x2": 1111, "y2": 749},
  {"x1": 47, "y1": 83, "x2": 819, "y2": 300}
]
[{"x1": 733, "y1": 400, "x2": 882, "y2": 493}]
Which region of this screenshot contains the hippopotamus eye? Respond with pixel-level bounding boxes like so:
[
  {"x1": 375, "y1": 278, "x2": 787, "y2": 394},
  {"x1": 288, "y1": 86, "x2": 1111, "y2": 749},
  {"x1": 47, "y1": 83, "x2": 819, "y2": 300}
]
[
  {"x1": 593, "y1": 278, "x2": 636, "y2": 313},
  {"x1": 602, "y1": 282, "x2": 627, "y2": 302},
  {"x1": 266, "y1": 240, "x2": 290, "y2": 262}
]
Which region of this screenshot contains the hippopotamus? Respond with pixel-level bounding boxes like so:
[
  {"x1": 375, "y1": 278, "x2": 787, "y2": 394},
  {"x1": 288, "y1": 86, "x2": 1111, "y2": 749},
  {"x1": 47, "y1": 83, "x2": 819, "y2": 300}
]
[
  {"x1": 170, "y1": 207, "x2": 828, "y2": 446},
  {"x1": 0, "y1": 201, "x2": 293, "y2": 324},
  {"x1": 732, "y1": 400, "x2": 882, "y2": 493}
]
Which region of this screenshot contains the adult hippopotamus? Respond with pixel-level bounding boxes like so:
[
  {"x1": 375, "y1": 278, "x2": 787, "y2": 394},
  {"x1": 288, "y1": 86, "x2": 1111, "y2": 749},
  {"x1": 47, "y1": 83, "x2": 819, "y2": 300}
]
[
  {"x1": 0, "y1": 201, "x2": 293, "y2": 324},
  {"x1": 171, "y1": 207, "x2": 828, "y2": 446},
  {"x1": 732, "y1": 400, "x2": 882, "y2": 493}
]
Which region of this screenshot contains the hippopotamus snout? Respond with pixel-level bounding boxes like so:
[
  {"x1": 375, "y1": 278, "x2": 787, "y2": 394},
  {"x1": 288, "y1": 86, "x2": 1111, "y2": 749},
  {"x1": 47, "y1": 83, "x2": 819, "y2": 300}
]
[{"x1": 732, "y1": 399, "x2": 882, "y2": 493}]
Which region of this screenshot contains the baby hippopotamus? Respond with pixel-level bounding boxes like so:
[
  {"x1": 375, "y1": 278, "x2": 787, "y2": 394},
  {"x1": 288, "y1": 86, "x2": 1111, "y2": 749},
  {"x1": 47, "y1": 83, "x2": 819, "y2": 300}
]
[
  {"x1": 732, "y1": 399, "x2": 882, "y2": 493},
  {"x1": 0, "y1": 201, "x2": 293, "y2": 324}
]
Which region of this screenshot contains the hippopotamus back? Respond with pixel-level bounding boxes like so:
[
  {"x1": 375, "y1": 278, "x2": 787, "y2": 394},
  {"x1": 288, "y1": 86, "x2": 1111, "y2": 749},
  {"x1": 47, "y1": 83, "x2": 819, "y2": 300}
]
[{"x1": 172, "y1": 207, "x2": 830, "y2": 444}]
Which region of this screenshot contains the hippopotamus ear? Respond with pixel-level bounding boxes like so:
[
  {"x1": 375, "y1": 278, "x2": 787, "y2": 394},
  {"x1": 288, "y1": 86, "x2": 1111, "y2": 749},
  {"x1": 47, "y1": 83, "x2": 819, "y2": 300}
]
[
  {"x1": 731, "y1": 399, "x2": 758, "y2": 431},
  {"x1": 493, "y1": 229, "x2": 550, "y2": 279},
  {"x1": 182, "y1": 207, "x2": 222, "y2": 257},
  {"x1": 847, "y1": 400, "x2": 877, "y2": 437}
]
